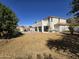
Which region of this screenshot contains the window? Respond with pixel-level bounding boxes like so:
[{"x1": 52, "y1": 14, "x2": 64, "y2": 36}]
[
  {"x1": 48, "y1": 18, "x2": 53, "y2": 22},
  {"x1": 35, "y1": 27, "x2": 37, "y2": 31},
  {"x1": 51, "y1": 18, "x2": 53, "y2": 22},
  {"x1": 44, "y1": 26, "x2": 49, "y2": 32},
  {"x1": 39, "y1": 27, "x2": 42, "y2": 32}
]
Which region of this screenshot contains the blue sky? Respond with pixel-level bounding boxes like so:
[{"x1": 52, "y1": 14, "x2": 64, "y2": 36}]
[{"x1": 0, "y1": 0, "x2": 72, "y2": 26}]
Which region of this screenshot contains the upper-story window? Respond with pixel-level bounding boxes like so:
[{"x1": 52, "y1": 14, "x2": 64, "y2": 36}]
[
  {"x1": 58, "y1": 18, "x2": 60, "y2": 23},
  {"x1": 48, "y1": 18, "x2": 53, "y2": 22},
  {"x1": 51, "y1": 18, "x2": 53, "y2": 22}
]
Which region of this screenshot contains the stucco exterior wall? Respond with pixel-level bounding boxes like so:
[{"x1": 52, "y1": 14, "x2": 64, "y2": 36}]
[
  {"x1": 51, "y1": 18, "x2": 59, "y2": 24},
  {"x1": 32, "y1": 16, "x2": 68, "y2": 32},
  {"x1": 32, "y1": 21, "x2": 42, "y2": 27},
  {"x1": 42, "y1": 19, "x2": 48, "y2": 26},
  {"x1": 59, "y1": 26, "x2": 69, "y2": 32},
  {"x1": 59, "y1": 19, "x2": 66, "y2": 24}
]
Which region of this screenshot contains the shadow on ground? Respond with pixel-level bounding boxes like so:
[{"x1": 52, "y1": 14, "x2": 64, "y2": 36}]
[
  {"x1": 0, "y1": 31, "x2": 23, "y2": 39},
  {"x1": 46, "y1": 33, "x2": 79, "y2": 58}
]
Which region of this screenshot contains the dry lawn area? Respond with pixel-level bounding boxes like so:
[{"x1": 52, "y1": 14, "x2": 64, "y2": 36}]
[{"x1": 0, "y1": 32, "x2": 73, "y2": 59}]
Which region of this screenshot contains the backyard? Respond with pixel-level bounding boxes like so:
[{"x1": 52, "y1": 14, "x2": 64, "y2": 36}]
[{"x1": 0, "y1": 32, "x2": 79, "y2": 59}]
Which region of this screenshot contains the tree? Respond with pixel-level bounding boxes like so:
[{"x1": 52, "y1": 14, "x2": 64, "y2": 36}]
[
  {"x1": 67, "y1": 0, "x2": 79, "y2": 35},
  {"x1": 70, "y1": 0, "x2": 79, "y2": 17},
  {"x1": 0, "y1": 3, "x2": 18, "y2": 39},
  {"x1": 67, "y1": 18, "x2": 74, "y2": 35}
]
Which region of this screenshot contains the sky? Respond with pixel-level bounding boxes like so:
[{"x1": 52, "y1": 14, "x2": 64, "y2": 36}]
[{"x1": 0, "y1": 0, "x2": 72, "y2": 26}]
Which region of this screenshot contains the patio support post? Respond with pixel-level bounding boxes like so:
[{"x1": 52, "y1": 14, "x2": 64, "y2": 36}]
[
  {"x1": 42, "y1": 20, "x2": 44, "y2": 32},
  {"x1": 42, "y1": 25, "x2": 44, "y2": 32},
  {"x1": 37, "y1": 27, "x2": 39, "y2": 32},
  {"x1": 48, "y1": 17, "x2": 51, "y2": 32}
]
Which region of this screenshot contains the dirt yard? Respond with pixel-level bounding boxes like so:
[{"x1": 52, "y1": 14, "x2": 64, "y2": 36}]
[{"x1": 0, "y1": 32, "x2": 75, "y2": 59}]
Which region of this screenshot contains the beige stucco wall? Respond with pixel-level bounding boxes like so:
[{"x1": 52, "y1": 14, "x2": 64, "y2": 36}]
[
  {"x1": 59, "y1": 26, "x2": 69, "y2": 32},
  {"x1": 42, "y1": 19, "x2": 49, "y2": 26},
  {"x1": 42, "y1": 17, "x2": 66, "y2": 26},
  {"x1": 59, "y1": 19, "x2": 66, "y2": 24},
  {"x1": 32, "y1": 17, "x2": 68, "y2": 32},
  {"x1": 32, "y1": 21, "x2": 42, "y2": 27}
]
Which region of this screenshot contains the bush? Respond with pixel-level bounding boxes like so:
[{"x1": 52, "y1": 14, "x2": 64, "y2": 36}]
[{"x1": 12, "y1": 31, "x2": 23, "y2": 38}]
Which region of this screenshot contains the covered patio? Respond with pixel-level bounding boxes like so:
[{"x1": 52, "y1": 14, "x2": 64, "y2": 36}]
[{"x1": 35, "y1": 26, "x2": 49, "y2": 32}]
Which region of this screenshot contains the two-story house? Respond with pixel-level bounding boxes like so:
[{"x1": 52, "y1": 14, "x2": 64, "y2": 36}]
[{"x1": 32, "y1": 16, "x2": 69, "y2": 32}]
